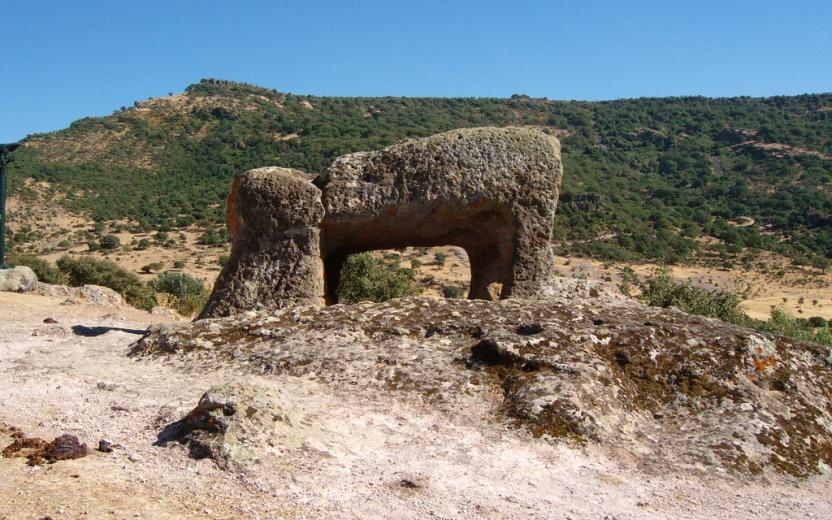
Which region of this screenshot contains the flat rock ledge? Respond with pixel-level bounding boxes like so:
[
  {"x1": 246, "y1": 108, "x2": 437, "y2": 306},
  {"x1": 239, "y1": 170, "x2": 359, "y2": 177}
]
[{"x1": 132, "y1": 283, "x2": 832, "y2": 478}]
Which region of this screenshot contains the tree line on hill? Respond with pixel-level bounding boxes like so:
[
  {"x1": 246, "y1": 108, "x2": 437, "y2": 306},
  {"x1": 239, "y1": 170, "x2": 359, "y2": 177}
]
[{"x1": 6, "y1": 79, "x2": 832, "y2": 265}]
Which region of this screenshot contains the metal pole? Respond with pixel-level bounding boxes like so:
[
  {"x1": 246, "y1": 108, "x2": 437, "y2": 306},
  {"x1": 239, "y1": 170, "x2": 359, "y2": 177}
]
[
  {"x1": 0, "y1": 143, "x2": 20, "y2": 270},
  {"x1": 0, "y1": 161, "x2": 5, "y2": 268}
]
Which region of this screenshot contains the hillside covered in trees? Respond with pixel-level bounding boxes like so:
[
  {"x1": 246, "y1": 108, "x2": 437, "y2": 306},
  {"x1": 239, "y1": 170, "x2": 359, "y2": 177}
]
[{"x1": 8, "y1": 79, "x2": 832, "y2": 265}]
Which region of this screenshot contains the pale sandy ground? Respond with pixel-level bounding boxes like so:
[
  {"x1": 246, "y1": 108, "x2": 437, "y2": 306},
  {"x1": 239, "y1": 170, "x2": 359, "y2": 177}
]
[{"x1": 1, "y1": 291, "x2": 831, "y2": 519}]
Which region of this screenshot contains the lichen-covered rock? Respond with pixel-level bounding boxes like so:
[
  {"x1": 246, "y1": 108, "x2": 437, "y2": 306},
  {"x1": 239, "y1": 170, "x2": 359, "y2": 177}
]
[
  {"x1": 0, "y1": 266, "x2": 37, "y2": 292},
  {"x1": 200, "y1": 127, "x2": 562, "y2": 315},
  {"x1": 199, "y1": 167, "x2": 326, "y2": 318},
  {"x1": 156, "y1": 382, "x2": 304, "y2": 470},
  {"x1": 133, "y1": 283, "x2": 832, "y2": 478},
  {"x1": 316, "y1": 127, "x2": 562, "y2": 302}
]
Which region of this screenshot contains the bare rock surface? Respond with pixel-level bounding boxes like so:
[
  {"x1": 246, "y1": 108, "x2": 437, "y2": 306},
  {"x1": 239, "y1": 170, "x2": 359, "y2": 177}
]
[
  {"x1": 157, "y1": 382, "x2": 308, "y2": 470},
  {"x1": 2, "y1": 289, "x2": 831, "y2": 519},
  {"x1": 33, "y1": 283, "x2": 126, "y2": 307},
  {"x1": 0, "y1": 265, "x2": 37, "y2": 292},
  {"x1": 135, "y1": 281, "x2": 832, "y2": 478}
]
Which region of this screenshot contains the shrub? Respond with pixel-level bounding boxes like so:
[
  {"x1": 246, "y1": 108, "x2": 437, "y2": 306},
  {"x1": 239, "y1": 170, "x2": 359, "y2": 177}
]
[
  {"x1": 638, "y1": 268, "x2": 832, "y2": 347},
  {"x1": 434, "y1": 252, "x2": 447, "y2": 267},
  {"x1": 100, "y1": 235, "x2": 121, "y2": 250},
  {"x1": 441, "y1": 285, "x2": 466, "y2": 299},
  {"x1": 410, "y1": 259, "x2": 422, "y2": 270},
  {"x1": 136, "y1": 238, "x2": 151, "y2": 250},
  {"x1": 336, "y1": 253, "x2": 421, "y2": 303},
  {"x1": 141, "y1": 262, "x2": 164, "y2": 274},
  {"x1": 173, "y1": 260, "x2": 186, "y2": 269},
  {"x1": 637, "y1": 267, "x2": 746, "y2": 324},
  {"x1": 87, "y1": 241, "x2": 100, "y2": 252},
  {"x1": 150, "y1": 272, "x2": 208, "y2": 316},
  {"x1": 199, "y1": 229, "x2": 229, "y2": 246},
  {"x1": 56, "y1": 256, "x2": 156, "y2": 310},
  {"x1": 808, "y1": 316, "x2": 828, "y2": 328},
  {"x1": 6, "y1": 254, "x2": 67, "y2": 285}
]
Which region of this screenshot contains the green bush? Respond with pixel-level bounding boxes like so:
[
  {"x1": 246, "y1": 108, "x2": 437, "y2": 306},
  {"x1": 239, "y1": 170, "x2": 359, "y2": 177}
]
[
  {"x1": 100, "y1": 234, "x2": 121, "y2": 250},
  {"x1": 56, "y1": 256, "x2": 156, "y2": 310},
  {"x1": 141, "y1": 262, "x2": 164, "y2": 274},
  {"x1": 136, "y1": 238, "x2": 151, "y2": 250},
  {"x1": 434, "y1": 252, "x2": 447, "y2": 267},
  {"x1": 441, "y1": 285, "x2": 466, "y2": 299},
  {"x1": 637, "y1": 267, "x2": 746, "y2": 324},
  {"x1": 6, "y1": 254, "x2": 67, "y2": 285},
  {"x1": 808, "y1": 316, "x2": 828, "y2": 328},
  {"x1": 173, "y1": 260, "x2": 186, "y2": 269},
  {"x1": 150, "y1": 272, "x2": 208, "y2": 316},
  {"x1": 637, "y1": 267, "x2": 832, "y2": 346},
  {"x1": 336, "y1": 253, "x2": 421, "y2": 303}
]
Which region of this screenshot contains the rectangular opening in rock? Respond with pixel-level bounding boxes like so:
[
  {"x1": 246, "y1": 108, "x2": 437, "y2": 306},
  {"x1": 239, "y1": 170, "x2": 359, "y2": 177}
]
[{"x1": 335, "y1": 246, "x2": 472, "y2": 303}]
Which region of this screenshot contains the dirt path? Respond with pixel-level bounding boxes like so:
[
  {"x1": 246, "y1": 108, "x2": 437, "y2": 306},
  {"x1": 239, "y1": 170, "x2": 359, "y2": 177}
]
[{"x1": 0, "y1": 292, "x2": 830, "y2": 519}]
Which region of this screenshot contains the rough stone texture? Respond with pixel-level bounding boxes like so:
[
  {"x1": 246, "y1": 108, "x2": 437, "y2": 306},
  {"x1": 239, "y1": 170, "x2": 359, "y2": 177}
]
[
  {"x1": 133, "y1": 282, "x2": 832, "y2": 478},
  {"x1": 316, "y1": 127, "x2": 562, "y2": 302},
  {"x1": 199, "y1": 167, "x2": 325, "y2": 319},
  {"x1": 155, "y1": 382, "x2": 303, "y2": 470},
  {"x1": 32, "y1": 283, "x2": 125, "y2": 307},
  {"x1": 0, "y1": 266, "x2": 37, "y2": 292},
  {"x1": 200, "y1": 127, "x2": 562, "y2": 316}
]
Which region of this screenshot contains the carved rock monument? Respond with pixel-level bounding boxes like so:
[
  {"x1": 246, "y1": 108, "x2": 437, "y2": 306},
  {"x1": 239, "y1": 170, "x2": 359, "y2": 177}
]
[{"x1": 200, "y1": 127, "x2": 562, "y2": 318}]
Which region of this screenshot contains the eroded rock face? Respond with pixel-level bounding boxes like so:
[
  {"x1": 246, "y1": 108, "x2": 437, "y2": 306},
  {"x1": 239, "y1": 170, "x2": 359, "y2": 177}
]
[
  {"x1": 200, "y1": 127, "x2": 562, "y2": 316},
  {"x1": 199, "y1": 167, "x2": 325, "y2": 319},
  {"x1": 316, "y1": 127, "x2": 562, "y2": 302},
  {"x1": 133, "y1": 284, "x2": 832, "y2": 477}
]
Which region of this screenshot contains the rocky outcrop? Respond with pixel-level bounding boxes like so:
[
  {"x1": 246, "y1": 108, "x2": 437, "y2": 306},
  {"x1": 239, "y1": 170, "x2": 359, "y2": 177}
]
[
  {"x1": 32, "y1": 283, "x2": 126, "y2": 307},
  {"x1": 155, "y1": 382, "x2": 304, "y2": 470},
  {"x1": 133, "y1": 285, "x2": 832, "y2": 478},
  {"x1": 0, "y1": 266, "x2": 37, "y2": 292},
  {"x1": 199, "y1": 167, "x2": 325, "y2": 319},
  {"x1": 316, "y1": 127, "x2": 562, "y2": 302},
  {"x1": 200, "y1": 127, "x2": 562, "y2": 317}
]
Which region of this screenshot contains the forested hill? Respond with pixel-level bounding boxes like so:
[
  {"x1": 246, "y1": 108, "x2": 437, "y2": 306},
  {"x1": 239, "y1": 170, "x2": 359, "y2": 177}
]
[{"x1": 8, "y1": 79, "x2": 832, "y2": 265}]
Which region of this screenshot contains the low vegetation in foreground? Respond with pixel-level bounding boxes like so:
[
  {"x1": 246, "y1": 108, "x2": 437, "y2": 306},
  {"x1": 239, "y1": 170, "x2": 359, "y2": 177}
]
[
  {"x1": 9, "y1": 254, "x2": 208, "y2": 316},
  {"x1": 630, "y1": 267, "x2": 832, "y2": 346}
]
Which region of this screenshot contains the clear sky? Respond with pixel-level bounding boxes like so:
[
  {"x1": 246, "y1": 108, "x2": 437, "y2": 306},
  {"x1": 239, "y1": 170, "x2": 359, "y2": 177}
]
[{"x1": 1, "y1": 0, "x2": 830, "y2": 142}]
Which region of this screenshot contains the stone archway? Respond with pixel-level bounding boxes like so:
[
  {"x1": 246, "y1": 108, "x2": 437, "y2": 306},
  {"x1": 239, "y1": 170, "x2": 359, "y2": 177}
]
[{"x1": 198, "y1": 127, "x2": 563, "y2": 319}]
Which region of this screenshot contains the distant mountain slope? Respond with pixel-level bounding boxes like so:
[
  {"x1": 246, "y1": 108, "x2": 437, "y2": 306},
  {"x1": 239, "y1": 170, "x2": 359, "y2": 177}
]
[{"x1": 8, "y1": 79, "x2": 832, "y2": 264}]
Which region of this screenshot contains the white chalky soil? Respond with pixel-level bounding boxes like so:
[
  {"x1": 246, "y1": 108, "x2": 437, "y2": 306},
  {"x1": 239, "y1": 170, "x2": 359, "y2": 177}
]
[{"x1": 0, "y1": 291, "x2": 829, "y2": 519}]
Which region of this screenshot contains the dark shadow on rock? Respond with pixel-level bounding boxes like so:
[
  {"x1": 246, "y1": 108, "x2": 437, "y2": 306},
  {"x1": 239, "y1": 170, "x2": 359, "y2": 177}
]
[
  {"x1": 71, "y1": 325, "x2": 148, "y2": 337},
  {"x1": 155, "y1": 418, "x2": 191, "y2": 446}
]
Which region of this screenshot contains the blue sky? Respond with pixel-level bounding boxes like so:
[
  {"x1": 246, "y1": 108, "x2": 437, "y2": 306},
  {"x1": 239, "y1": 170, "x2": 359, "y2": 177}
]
[{"x1": 1, "y1": 0, "x2": 830, "y2": 142}]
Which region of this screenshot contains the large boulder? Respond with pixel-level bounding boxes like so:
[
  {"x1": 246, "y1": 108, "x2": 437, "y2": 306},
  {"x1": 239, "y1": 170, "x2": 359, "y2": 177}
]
[
  {"x1": 316, "y1": 127, "x2": 562, "y2": 302},
  {"x1": 199, "y1": 167, "x2": 325, "y2": 319},
  {"x1": 0, "y1": 266, "x2": 37, "y2": 292}
]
